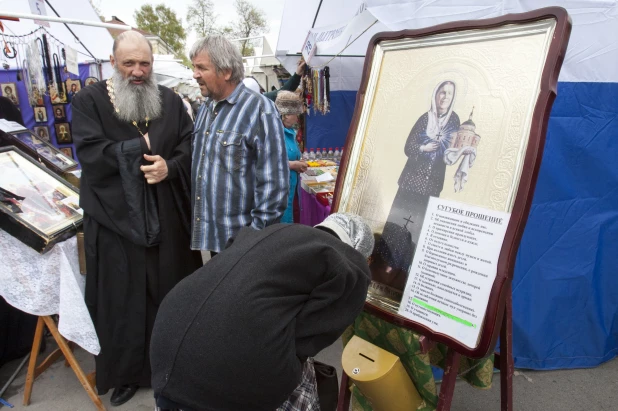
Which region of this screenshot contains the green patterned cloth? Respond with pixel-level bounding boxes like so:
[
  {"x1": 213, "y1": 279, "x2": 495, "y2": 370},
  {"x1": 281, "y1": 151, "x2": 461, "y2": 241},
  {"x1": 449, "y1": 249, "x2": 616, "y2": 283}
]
[{"x1": 341, "y1": 311, "x2": 494, "y2": 411}]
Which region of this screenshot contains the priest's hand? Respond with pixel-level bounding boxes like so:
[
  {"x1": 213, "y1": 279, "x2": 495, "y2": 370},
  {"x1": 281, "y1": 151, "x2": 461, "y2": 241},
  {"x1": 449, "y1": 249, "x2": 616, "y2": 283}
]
[{"x1": 141, "y1": 154, "x2": 168, "y2": 184}]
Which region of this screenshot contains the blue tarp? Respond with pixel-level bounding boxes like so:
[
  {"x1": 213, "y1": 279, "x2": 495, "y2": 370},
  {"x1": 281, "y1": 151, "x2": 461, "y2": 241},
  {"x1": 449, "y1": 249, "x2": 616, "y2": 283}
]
[
  {"x1": 512, "y1": 82, "x2": 618, "y2": 369},
  {"x1": 306, "y1": 91, "x2": 357, "y2": 152},
  {"x1": 308, "y1": 85, "x2": 618, "y2": 370}
]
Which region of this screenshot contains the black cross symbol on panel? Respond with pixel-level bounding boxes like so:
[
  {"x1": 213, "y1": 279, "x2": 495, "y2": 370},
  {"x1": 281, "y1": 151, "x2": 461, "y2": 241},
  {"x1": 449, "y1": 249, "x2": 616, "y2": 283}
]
[{"x1": 404, "y1": 215, "x2": 414, "y2": 229}]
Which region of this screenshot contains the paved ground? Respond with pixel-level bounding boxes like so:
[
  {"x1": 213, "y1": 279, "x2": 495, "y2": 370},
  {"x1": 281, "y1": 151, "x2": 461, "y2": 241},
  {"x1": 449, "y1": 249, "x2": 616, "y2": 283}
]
[
  {"x1": 1, "y1": 336, "x2": 616, "y2": 410},
  {"x1": 3, "y1": 255, "x2": 617, "y2": 410}
]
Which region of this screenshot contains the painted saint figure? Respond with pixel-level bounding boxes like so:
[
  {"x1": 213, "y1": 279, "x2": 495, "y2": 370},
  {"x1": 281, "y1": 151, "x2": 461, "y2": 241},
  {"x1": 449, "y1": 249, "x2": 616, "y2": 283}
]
[
  {"x1": 36, "y1": 128, "x2": 48, "y2": 140},
  {"x1": 58, "y1": 126, "x2": 69, "y2": 140},
  {"x1": 371, "y1": 80, "x2": 461, "y2": 290},
  {"x1": 3, "y1": 86, "x2": 18, "y2": 105},
  {"x1": 54, "y1": 107, "x2": 64, "y2": 119},
  {"x1": 68, "y1": 83, "x2": 79, "y2": 101}
]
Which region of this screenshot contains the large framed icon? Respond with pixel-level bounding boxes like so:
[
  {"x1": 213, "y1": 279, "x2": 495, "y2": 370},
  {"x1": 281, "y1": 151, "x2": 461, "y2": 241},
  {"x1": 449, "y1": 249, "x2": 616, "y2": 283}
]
[
  {"x1": 333, "y1": 7, "x2": 571, "y2": 357},
  {"x1": 0, "y1": 146, "x2": 83, "y2": 253}
]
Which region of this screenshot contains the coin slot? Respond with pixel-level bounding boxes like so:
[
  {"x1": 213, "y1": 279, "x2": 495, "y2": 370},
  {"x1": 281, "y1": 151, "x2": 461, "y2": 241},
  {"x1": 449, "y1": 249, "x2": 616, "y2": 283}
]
[{"x1": 359, "y1": 353, "x2": 375, "y2": 362}]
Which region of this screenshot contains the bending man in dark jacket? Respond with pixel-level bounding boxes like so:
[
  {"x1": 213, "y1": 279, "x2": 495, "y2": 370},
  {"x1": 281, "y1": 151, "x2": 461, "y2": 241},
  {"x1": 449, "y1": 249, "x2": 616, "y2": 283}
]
[{"x1": 151, "y1": 213, "x2": 373, "y2": 411}]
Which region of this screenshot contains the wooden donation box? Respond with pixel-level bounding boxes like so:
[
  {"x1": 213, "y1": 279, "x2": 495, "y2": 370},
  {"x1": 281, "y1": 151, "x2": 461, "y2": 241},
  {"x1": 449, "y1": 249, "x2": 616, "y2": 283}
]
[{"x1": 342, "y1": 336, "x2": 422, "y2": 411}]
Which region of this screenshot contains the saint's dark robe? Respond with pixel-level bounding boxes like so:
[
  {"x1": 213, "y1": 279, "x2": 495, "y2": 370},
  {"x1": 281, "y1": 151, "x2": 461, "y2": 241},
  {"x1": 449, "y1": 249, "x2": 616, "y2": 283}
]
[
  {"x1": 398, "y1": 111, "x2": 461, "y2": 198},
  {"x1": 371, "y1": 111, "x2": 460, "y2": 290},
  {"x1": 72, "y1": 81, "x2": 203, "y2": 394},
  {"x1": 371, "y1": 221, "x2": 416, "y2": 290}
]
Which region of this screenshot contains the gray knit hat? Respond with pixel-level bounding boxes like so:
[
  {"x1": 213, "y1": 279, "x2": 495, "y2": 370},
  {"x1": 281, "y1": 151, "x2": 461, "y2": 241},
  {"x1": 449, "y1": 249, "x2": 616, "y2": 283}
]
[
  {"x1": 315, "y1": 213, "x2": 375, "y2": 259},
  {"x1": 275, "y1": 90, "x2": 304, "y2": 115}
]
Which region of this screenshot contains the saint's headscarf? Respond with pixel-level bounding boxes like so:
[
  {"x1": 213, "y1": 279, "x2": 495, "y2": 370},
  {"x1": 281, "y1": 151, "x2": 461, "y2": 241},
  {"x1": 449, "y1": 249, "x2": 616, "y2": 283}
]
[{"x1": 426, "y1": 80, "x2": 456, "y2": 140}]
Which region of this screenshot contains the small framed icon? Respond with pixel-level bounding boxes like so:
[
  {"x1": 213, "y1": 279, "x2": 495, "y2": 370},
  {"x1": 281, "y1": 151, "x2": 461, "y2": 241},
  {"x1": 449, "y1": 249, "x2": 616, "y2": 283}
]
[
  {"x1": 55, "y1": 123, "x2": 72, "y2": 144},
  {"x1": 0, "y1": 82, "x2": 19, "y2": 105},
  {"x1": 34, "y1": 106, "x2": 48, "y2": 123},
  {"x1": 65, "y1": 79, "x2": 82, "y2": 102},
  {"x1": 52, "y1": 104, "x2": 66, "y2": 120},
  {"x1": 85, "y1": 77, "x2": 99, "y2": 87},
  {"x1": 60, "y1": 147, "x2": 74, "y2": 159},
  {"x1": 33, "y1": 126, "x2": 50, "y2": 141}
]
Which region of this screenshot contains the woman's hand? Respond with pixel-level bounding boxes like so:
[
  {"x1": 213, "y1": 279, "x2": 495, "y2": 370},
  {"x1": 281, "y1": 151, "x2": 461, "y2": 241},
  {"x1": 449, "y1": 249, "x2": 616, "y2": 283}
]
[
  {"x1": 296, "y1": 59, "x2": 307, "y2": 76},
  {"x1": 420, "y1": 141, "x2": 439, "y2": 153},
  {"x1": 290, "y1": 160, "x2": 308, "y2": 173}
]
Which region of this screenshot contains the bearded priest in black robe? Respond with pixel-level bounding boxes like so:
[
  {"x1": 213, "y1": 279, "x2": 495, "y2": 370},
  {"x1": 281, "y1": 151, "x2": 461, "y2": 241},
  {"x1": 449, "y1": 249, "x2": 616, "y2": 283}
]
[{"x1": 72, "y1": 31, "x2": 203, "y2": 407}]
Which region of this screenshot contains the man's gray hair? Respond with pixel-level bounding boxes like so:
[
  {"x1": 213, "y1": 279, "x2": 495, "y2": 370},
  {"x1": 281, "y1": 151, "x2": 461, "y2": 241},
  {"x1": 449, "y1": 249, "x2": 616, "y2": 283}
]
[{"x1": 190, "y1": 35, "x2": 244, "y2": 85}]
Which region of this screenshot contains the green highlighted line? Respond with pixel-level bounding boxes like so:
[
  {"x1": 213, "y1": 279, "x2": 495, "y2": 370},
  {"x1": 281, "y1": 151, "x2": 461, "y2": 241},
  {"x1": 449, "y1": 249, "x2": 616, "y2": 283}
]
[{"x1": 413, "y1": 298, "x2": 476, "y2": 328}]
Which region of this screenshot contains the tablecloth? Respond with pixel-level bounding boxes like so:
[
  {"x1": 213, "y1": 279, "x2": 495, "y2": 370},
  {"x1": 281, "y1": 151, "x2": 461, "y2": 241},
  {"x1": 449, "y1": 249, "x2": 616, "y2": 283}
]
[
  {"x1": 299, "y1": 185, "x2": 331, "y2": 226},
  {"x1": 342, "y1": 311, "x2": 494, "y2": 411},
  {"x1": 0, "y1": 230, "x2": 100, "y2": 355}
]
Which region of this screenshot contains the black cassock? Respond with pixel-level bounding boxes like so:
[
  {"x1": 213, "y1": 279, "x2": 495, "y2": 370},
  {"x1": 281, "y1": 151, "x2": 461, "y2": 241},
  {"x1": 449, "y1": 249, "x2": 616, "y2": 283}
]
[{"x1": 72, "y1": 81, "x2": 203, "y2": 393}]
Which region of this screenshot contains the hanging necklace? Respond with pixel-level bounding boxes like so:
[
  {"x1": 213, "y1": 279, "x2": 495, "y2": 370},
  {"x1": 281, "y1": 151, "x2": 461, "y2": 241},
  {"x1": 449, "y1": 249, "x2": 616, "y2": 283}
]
[{"x1": 106, "y1": 78, "x2": 149, "y2": 136}]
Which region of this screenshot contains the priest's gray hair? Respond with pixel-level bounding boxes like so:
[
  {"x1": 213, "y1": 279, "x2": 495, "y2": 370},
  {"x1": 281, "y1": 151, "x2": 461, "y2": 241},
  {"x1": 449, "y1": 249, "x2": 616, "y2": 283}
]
[
  {"x1": 111, "y1": 66, "x2": 162, "y2": 122},
  {"x1": 189, "y1": 35, "x2": 244, "y2": 85}
]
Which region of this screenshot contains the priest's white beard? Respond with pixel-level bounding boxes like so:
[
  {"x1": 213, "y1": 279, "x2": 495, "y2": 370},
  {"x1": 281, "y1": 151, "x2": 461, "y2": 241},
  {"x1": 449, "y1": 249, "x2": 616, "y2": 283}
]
[{"x1": 112, "y1": 68, "x2": 162, "y2": 122}]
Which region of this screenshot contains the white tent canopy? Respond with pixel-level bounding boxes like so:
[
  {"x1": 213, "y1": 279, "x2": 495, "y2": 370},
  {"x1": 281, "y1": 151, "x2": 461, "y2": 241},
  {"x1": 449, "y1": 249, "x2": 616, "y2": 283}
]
[
  {"x1": 153, "y1": 54, "x2": 200, "y2": 98},
  {"x1": 276, "y1": 0, "x2": 387, "y2": 91},
  {"x1": 0, "y1": 0, "x2": 114, "y2": 66},
  {"x1": 1, "y1": 1, "x2": 203, "y2": 92},
  {"x1": 243, "y1": 37, "x2": 281, "y2": 92},
  {"x1": 277, "y1": 0, "x2": 618, "y2": 91}
]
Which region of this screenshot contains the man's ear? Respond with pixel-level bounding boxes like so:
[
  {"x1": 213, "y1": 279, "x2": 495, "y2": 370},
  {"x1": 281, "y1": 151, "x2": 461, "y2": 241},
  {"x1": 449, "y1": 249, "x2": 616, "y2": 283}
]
[
  {"x1": 223, "y1": 69, "x2": 232, "y2": 81},
  {"x1": 110, "y1": 55, "x2": 115, "y2": 68}
]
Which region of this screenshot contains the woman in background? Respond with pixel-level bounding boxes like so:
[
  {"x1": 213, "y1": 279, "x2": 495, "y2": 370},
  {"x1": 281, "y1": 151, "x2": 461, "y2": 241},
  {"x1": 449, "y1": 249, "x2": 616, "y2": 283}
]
[{"x1": 275, "y1": 91, "x2": 307, "y2": 223}]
